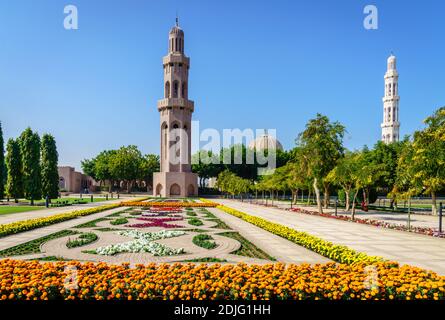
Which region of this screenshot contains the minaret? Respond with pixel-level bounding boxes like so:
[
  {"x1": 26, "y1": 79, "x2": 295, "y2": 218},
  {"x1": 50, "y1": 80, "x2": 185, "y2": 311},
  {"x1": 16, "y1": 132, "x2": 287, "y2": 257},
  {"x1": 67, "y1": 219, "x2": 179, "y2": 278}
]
[
  {"x1": 152, "y1": 20, "x2": 198, "y2": 197},
  {"x1": 381, "y1": 54, "x2": 400, "y2": 144}
]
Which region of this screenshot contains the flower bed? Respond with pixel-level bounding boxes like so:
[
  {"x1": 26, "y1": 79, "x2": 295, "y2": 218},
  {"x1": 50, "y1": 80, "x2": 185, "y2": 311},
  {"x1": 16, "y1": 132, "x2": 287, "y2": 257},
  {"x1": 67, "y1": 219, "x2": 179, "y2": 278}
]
[
  {"x1": 288, "y1": 207, "x2": 445, "y2": 238},
  {"x1": 123, "y1": 202, "x2": 218, "y2": 208},
  {"x1": 136, "y1": 217, "x2": 184, "y2": 222},
  {"x1": 127, "y1": 217, "x2": 184, "y2": 229},
  {"x1": 212, "y1": 202, "x2": 382, "y2": 265},
  {"x1": 0, "y1": 260, "x2": 443, "y2": 300},
  {"x1": 93, "y1": 230, "x2": 186, "y2": 256},
  {"x1": 0, "y1": 204, "x2": 120, "y2": 238}
]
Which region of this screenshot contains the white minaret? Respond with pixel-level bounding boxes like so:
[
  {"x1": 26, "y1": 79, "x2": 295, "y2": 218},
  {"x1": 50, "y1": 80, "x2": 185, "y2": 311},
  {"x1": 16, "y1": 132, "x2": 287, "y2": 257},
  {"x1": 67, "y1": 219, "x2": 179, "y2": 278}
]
[
  {"x1": 381, "y1": 54, "x2": 400, "y2": 143},
  {"x1": 152, "y1": 18, "x2": 198, "y2": 197}
]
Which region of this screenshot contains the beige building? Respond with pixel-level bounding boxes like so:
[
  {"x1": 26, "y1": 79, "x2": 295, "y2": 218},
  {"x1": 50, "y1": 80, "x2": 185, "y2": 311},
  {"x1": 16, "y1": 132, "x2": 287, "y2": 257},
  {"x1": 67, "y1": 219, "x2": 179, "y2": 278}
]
[
  {"x1": 58, "y1": 166, "x2": 97, "y2": 193},
  {"x1": 152, "y1": 20, "x2": 198, "y2": 197}
]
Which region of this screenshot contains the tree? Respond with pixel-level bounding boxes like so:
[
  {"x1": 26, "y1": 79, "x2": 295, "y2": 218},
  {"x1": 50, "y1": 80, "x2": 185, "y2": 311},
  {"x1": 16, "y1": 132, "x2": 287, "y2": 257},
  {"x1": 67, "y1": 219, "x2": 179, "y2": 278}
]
[
  {"x1": 5, "y1": 139, "x2": 23, "y2": 202},
  {"x1": 350, "y1": 151, "x2": 384, "y2": 219},
  {"x1": 220, "y1": 144, "x2": 258, "y2": 181},
  {"x1": 192, "y1": 150, "x2": 221, "y2": 188},
  {"x1": 139, "y1": 154, "x2": 160, "y2": 192},
  {"x1": 110, "y1": 145, "x2": 142, "y2": 193},
  {"x1": 326, "y1": 151, "x2": 356, "y2": 211},
  {"x1": 19, "y1": 128, "x2": 41, "y2": 205},
  {"x1": 91, "y1": 150, "x2": 118, "y2": 192},
  {"x1": 41, "y1": 134, "x2": 59, "y2": 200},
  {"x1": 0, "y1": 122, "x2": 5, "y2": 200},
  {"x1": 81, "y1": 158, "x2": 97, "y2": 181},
  {"x1": 410, "y1": 107, "x2": 445, "y2": 215},
  {"x1": 297, "y1": 114, "x2": 345, "y2": 213}
]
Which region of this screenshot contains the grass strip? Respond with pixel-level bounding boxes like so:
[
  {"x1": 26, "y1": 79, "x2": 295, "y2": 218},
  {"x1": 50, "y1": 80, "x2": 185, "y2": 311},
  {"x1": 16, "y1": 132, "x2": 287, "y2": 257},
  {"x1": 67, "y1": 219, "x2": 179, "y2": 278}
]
[
  {"x1": 218, "y1": 231, "x2": 275, "y2": 261},
  {"x1": 0, "y1": 230, "x2": 78, "y2": 257}
]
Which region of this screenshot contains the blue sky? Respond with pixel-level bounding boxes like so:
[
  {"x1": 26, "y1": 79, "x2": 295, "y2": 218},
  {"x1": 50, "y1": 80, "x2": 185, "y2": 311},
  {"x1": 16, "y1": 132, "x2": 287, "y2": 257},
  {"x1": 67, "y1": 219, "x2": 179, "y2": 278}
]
[{"x1": 1, "y1": 0, "x2": 444, "y2": 171}]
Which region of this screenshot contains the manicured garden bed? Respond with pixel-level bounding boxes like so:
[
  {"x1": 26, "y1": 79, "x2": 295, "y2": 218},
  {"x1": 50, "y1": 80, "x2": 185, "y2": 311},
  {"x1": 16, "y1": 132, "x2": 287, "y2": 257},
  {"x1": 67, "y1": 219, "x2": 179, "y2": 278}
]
[
  {"x1": 0, "y1": 230, "x2": 78, "y2": 257},
  {"x1": 192, "y1": 234, "x2": 218, "y2": 249},
  {"x1": 66, "y1": 233, "x2": 98, "y2": 248},
  {"x1": 209, "y1": 201, "x2": 383, "y2": 265},
  {"x1": 0, "y1": 260, "x2": 443, "y2": 300}
]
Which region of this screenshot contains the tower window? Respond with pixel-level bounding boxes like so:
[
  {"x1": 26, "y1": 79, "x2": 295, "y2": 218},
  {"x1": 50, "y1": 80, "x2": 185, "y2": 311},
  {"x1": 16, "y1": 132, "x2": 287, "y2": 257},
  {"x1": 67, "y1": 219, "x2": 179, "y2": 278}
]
[
  {"x1": 173, "y1": 81, "x2": 179, "y2": 98},
  {"x1": 165, "y1": 81, "x2": 170, "y2": 98},
  {"x1": 181, "y1": 82, "x2": 187, "y2": 98}
]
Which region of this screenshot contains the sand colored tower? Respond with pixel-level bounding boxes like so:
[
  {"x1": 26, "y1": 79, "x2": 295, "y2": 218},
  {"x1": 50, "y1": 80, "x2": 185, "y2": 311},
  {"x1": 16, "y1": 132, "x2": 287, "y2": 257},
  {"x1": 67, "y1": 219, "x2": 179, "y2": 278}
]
[
  {"x1": 381, "y1": 54, "x2": 400, "y2": 143},
  {"x1": 153, "y1": 19, "x2": 198, "y2": 197}
]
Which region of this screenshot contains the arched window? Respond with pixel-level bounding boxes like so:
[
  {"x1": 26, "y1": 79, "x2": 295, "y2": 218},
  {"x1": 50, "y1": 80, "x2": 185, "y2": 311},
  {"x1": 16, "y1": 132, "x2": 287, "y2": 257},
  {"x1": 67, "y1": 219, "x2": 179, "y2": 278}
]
[
  {"x1": 165, "y1": 81, "x2": 170, "y2": 98},
  {"x1": 162, "y1": 123, "x2": 168, "y2": 160},
  {"x1": 173, "y1": 81, "x2": 179, "y2": 98},
  {"x1": 181, "y1": 82, "x2": 187, "y2": 98}
]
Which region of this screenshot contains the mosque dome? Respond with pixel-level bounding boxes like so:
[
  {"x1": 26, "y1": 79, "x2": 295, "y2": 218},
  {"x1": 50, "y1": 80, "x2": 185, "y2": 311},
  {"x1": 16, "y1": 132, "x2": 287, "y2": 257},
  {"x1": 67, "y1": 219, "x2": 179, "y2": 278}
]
[{"x1": 248, "y1": 133, "x2": 283, "y2": 151}]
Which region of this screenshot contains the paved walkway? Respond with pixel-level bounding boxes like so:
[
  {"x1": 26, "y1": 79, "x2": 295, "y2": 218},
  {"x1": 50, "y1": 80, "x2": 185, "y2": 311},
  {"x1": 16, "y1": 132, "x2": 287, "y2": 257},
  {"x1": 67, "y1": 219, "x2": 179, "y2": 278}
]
[
  {"x1": 0, "y1": 207, "x2": 128, "y2": 251},
  {"x1": 0, "y1": 198, "x2": 133, "y2": 225},
  {"x1": 217, "y1": 199, "x2": 445, "y2": 275},
  {"x1": 247, "y1": 199, "x2": 443, "y2": 230},
  {"x1": 208, "y1": 208, "x2": 331, "y2": 264}
]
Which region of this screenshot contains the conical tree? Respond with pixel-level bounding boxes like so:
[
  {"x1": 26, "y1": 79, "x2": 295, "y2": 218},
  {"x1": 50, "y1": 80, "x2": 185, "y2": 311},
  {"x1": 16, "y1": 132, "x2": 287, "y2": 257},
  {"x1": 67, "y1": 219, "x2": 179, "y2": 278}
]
[
  {"x1": 41, "y1": 134, "x2": 59, "y2": 200},
  {"x1": 19, "y1": 128, "x2": 41, "y2": 205},
  {"x1": 0, "y1": 122, "x2": 5, "y2": 199},
  {"x1": 5, "y1": 138, "x2": 23, "y2": 202}
]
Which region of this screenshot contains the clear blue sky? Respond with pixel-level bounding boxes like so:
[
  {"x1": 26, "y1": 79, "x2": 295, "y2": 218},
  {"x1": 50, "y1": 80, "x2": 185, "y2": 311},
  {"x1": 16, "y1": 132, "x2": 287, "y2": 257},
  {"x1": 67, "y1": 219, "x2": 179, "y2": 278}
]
[{"x1": 1, "y1": 0, "x2": 444, "y2": 171}]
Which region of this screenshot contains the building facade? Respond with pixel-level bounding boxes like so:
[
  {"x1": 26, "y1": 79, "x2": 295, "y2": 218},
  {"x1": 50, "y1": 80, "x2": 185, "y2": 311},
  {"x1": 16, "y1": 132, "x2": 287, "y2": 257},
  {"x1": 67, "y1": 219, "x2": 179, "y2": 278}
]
[
  {"x1": 58, "y1": 166, "x2": 97, "y2": 193},
  {"x1": 381, "y1": 54, "x2": 400, "y2": 143},
  {"x1": 152, "y1": 20, "x2": 198, "y2": 197}
]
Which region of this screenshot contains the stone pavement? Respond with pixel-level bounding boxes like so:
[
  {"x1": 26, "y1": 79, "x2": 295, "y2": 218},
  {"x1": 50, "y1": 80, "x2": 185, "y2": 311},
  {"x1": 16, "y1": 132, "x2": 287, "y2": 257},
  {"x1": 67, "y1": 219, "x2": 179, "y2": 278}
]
[
  {"x1": 248, "y1": 199, "x2": 443, "y2": 230},
  {"x1": 208, "y1": 208, "x2": 331, "y2": 265},
  {"x1": 0, "y1": 198, "x2": 132, "y2": 225},
  {"x1": 217, "y1": 199, "x2": 445, "y2": 275},
  {"x1": 0, "y1": 207, "x2": 128, "y2": 251}
]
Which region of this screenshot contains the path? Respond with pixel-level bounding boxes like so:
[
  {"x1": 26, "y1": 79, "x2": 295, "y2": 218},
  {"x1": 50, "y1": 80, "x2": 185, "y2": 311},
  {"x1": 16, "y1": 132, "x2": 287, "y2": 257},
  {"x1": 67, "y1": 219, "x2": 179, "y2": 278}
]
[
  {"x1": 217, "y1": 199, "x2": 445, "y2": 275},
  {"x1": 0, "y1": 207, "x2": 128, "y2": 251},
  {"x1": 251, "y1": 199, "x2": 442, "y2": 230},
  {"x1": 0, "y1": 198, "x2": 132, "y2": 225}
]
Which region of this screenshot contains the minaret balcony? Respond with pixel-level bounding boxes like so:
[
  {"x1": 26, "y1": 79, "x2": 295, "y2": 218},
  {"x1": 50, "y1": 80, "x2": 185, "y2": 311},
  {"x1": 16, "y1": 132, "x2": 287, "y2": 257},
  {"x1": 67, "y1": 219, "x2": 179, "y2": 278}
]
[
  {"x1": 157, "y1": 98, "x2": 194, "y2": 111},
  {"x1": 163, "y1": 55, "x2": 190, "y2": 66}
]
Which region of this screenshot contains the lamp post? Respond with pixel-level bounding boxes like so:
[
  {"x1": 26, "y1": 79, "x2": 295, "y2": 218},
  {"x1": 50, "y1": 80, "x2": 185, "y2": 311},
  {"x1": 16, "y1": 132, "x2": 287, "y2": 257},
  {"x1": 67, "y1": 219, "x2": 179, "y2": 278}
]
[
  {"x1": 407, "y1": 197, "x2": 411, "y2": 231},
  {"x1": 334, "y1": 197, "x2": 338, "y2": 217},
  {"x1": 439, "y1": 202, "x2": 443, "y2": 234}
]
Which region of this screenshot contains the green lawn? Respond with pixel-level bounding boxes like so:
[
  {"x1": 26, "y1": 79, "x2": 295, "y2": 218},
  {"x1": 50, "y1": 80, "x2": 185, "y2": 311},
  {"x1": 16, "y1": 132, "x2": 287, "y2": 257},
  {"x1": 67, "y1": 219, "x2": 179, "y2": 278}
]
[{"x1": 0, "y1": 206, "x2": 45, "y2": 216}]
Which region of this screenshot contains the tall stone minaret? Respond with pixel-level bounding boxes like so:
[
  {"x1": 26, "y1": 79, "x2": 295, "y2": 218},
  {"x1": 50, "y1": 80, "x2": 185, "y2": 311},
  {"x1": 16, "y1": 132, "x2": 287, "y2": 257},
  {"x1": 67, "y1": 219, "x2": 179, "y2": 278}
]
[
  {"x1": 381, "y1": 54, "x2": 400, "y2": 144},
  {"x1": 152, "y1": 19, "x2": 198, "y2": 197}
]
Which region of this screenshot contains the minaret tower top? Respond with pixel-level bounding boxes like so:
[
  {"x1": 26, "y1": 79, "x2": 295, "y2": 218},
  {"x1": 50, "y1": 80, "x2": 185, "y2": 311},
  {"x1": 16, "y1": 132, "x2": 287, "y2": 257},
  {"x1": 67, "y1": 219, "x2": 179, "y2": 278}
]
[{"x1": 381, "y1": 53, "x2": 400, "y2": 144}]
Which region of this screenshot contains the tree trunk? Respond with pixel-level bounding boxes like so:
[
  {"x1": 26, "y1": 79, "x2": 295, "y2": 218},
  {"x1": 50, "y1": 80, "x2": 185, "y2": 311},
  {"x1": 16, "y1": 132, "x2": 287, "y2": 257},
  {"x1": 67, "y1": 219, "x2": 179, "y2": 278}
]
[
  {"x1": 351, "y1": 189, "x2": 359, "y2": 220},
  {"x1": 313, "y1": 178, "x2": 323, "y2": 214},
  {"x1": 307, "y1": 189, "x2": 311, "y2": 205},
  {"x1": 432, "y1": 191, "x2": 437, "y2": 215},
  {"x1": 324, "y1": 185, "x2": 329, "y2": 209},
  {"x1": 345, "y1": 188, "x2": 350, "y2": 211}
]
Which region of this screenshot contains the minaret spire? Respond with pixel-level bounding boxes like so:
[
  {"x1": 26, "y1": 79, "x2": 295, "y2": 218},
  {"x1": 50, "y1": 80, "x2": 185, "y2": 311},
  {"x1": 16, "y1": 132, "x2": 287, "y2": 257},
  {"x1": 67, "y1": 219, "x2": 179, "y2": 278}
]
[{"x1": 381, "y1": 54, "x2": 400, "y2": 144}]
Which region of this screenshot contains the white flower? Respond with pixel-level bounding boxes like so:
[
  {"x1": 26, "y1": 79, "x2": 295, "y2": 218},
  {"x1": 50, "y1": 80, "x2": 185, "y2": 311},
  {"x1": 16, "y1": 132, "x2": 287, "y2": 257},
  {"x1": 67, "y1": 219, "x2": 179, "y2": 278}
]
[{"x1": 94, "y1": 230, "x2": 186, "y2": 256}]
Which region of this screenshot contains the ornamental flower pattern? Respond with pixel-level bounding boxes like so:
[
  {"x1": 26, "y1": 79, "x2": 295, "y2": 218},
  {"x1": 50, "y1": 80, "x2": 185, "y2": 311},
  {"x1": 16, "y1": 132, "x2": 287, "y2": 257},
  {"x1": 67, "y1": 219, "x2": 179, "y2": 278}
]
[{"x1": 94, "y1": 230, "x2": 186, "y2": 256}]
